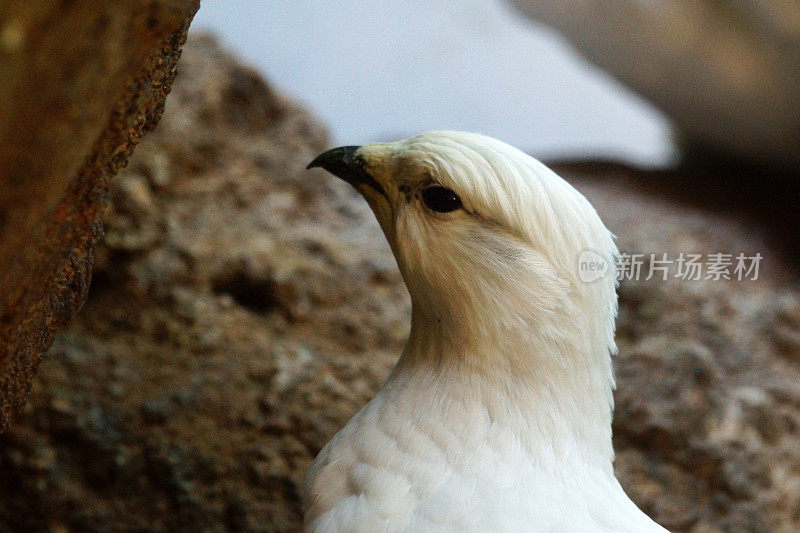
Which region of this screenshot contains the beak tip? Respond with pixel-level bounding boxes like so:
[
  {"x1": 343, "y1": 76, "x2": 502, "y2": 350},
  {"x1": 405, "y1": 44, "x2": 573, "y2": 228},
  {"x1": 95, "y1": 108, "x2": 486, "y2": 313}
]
[
  {"x1": 305, "y1": 146, "x2": 385, "y2": 196},
  {"x1": 306, "y1": 146, "x2": 362, "y2": 174},
  {"x1": 306, "y1": 154, "x2": 325, "y2": 170}
]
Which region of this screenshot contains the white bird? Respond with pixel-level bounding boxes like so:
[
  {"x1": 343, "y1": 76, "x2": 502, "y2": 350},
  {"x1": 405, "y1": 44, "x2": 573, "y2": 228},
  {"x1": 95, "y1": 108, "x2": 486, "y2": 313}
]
[{"x1": 304, "y1": 131, "x2": 666, "y2": 532}]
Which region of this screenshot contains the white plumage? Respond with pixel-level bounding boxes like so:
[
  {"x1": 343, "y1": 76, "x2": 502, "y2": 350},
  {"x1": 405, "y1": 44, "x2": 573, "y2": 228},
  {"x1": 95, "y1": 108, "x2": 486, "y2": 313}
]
[{"x1": 304, "y1": 131, "x2": 666, "y2": 532}]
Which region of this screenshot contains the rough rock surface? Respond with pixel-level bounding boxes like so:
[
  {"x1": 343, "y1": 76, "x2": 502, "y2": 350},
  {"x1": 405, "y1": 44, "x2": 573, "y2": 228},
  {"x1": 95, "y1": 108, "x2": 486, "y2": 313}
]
[
  {"x1": 1, "y1": 34, "x2": 799, "y2": 532},
  {"x1": 0, "y1": 0, "x2": 200, "y2": 433},
  {"x1": 509, "y1": 0, "x2": 800, "y2": 173}
]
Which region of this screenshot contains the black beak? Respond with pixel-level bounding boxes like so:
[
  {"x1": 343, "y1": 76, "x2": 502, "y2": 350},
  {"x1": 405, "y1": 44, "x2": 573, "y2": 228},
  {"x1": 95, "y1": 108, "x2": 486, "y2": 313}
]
[{"x1": 307, "y1": 146, "x2": 386, "y2": 196}]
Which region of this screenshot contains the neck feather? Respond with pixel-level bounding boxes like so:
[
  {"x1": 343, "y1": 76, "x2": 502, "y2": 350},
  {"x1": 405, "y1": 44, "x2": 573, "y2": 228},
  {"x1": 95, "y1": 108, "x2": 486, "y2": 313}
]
[{"x1": 391, "y1": 301, "x2": 616, "y2": 472}]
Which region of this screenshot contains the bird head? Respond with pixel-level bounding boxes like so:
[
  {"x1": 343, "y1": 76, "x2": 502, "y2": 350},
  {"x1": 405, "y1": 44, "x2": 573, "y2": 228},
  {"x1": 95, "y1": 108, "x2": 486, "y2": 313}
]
[{"x1": 309, "y1": 131, "x2": 618, "y2": 368}]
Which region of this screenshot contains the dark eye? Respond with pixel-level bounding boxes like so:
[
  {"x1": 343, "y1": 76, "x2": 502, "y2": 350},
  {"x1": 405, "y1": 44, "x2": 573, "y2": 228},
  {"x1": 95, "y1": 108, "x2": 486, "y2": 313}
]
[{"x1": 421, "y1": 186, "x2": 462, "y2": 213}]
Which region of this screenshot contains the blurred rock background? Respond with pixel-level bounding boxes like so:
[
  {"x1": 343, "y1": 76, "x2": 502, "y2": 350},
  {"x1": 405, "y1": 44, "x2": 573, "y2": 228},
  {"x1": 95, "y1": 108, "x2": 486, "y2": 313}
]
[
  {"x1": 1, "y1": 2, "x2": 799, "y2": 532},
  {"x1": 511, "y1": 0, "x2": 800, "y2": 173}
]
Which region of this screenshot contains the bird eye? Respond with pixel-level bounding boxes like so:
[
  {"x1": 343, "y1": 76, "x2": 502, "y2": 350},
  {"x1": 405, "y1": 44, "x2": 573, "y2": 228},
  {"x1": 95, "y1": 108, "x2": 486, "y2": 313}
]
[{"x1": 421, "y1": 186, "x2": 462, "y2": 213}]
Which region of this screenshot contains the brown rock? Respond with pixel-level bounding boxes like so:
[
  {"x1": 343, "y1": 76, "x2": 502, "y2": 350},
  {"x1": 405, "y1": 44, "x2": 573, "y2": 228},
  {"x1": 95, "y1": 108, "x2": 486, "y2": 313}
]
[
  {"x1": 0, "y1": 0, "x2": 200, "y2": 433},
  {"x1": 509, "y1": 1, "x2": 800, "y2": 173}
]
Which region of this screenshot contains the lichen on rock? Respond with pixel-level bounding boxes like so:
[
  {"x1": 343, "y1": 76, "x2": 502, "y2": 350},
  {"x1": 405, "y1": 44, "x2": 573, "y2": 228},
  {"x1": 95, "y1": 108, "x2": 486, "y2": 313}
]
[{"x1": 0, "y1": 0, "x2": 201, "y2": 433}]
